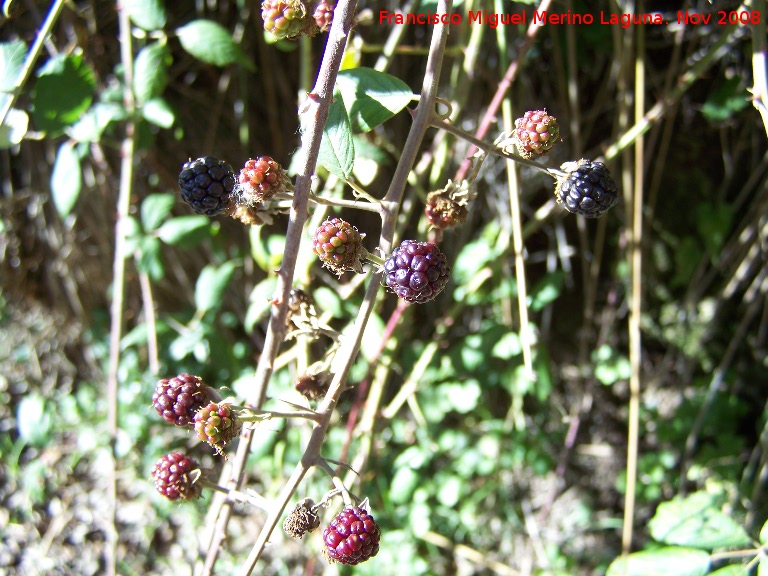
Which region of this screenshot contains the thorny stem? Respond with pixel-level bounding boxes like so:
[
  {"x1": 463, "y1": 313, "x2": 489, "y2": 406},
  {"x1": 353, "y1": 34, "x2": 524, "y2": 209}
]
[
  {"x1": 430, "y1": 117, "x2": 567, "y2": 178},
  {"x1": 235, "y1": 2, "x2": 453, "y2": 573},
  {"x1": 201, "y1": 1, "x2": 360, "y2": 573}
]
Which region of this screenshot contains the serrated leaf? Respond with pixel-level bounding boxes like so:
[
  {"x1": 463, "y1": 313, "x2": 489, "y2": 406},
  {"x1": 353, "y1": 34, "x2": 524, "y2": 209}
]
[
  {"x1": 176, "y1": 20, "x2": 254, "y2": 70},
  {"x1": 123, "y1": 0, "x2": 166, "y2": 31},
  {"x1": 155, "y1": 215, "x2": 210, "y2": 245},
  {"x1": 0, "y1": 39, "x2": 27, "y2": 110},
  {"x1": 51, "y1": 141, "x2": 82, "y2": 217},
  {"x1": 0, "y1": 107, "x2": 28, "y2": 148},
  {"x1": 649, "y1": 492, "x2": 751, "y2": 549},
  {"x1": 336, "y1": 68, "x2": 412, "y2": 133},
  {"x1": 137, "y1": 236, "x2": 164, "y2": 280},
  {"x1": 133, "y1": 42, "x2": 169, "y2": 104},
  {"x1": 195, "y1": 261, "x2": 238, "y2": 313},
  {"x1": 141, "y1": 193, "x2": 175, "y2": 232},
  {"x1": 606, "y1": 547, "x2": 710, "y2": 576},
  {"x1": 142, "y1": 97, "x2": 174, "y2": 128},
  {"x1": 318, "y1": 97, "x2": 355, "y2": 179},
  {"x1": 67, "y1": 102, "x2": 126, "y2": 143}
]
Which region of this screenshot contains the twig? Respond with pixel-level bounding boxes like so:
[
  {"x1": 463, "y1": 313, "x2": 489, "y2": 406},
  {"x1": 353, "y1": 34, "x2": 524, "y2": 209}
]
[
  {"x1": 0, "y1": 0, "x2": 66, "y2": 126},
  {"x1": 106, "y1": 4, "x2": 137, "y2": 575},
  {"x1": 749, "y1": 0, "x2": 768, "y2": 136}
]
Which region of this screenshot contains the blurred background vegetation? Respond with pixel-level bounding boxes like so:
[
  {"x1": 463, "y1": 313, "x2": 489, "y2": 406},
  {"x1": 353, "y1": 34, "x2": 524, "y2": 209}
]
[{"x1": 1, "y1": 0, "x2": 768, "y2": 574}]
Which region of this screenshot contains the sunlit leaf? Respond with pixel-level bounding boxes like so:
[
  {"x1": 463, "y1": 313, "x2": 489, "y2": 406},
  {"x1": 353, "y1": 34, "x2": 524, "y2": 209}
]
[
  {"x1": 318, "y1": 96, "x2": 355, "y2": 179},
  {"x1": 141, "y1": 193, "x2": 175, "y2": 232},
  {"x1": 123, "y1": 0, "x2": 166, "y2": 31},
  {"x1": 0, "y1": 39, "x2": 27, "y2": 110},
  {"x1": 133, "y1": 41, "x2": 169, "y2": 104},
  {"x1": 51, "y1": 141, "x2": 82, "y2": 218},
  {"x1": 142, "y1": 97, "x2": 174, "y2": 128},
  {"x1": 606, "y1": 547, "x2": 710, "y2": 576},
  {"x1": 155, "y1": 215, "x2": 210, "y2": 245},
  {"x1": 195, "y1": 261, "x2": 239, "y2": 313},
  {"x1": 0, "y1": 107, "x2": 28, "y2": 148},
  {"x1": 336, "y1": 68, "x2": 412, "y2": 133},
  {"x1": 176, "y1": 20, "x2": 254, "y2": 70}
]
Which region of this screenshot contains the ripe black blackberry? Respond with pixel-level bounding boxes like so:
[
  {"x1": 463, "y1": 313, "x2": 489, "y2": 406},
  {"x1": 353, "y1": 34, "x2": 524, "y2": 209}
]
[
  {"x1": 151, "y1": 452, "x2": 202, "y2": 501},
  {"x1": 555, "y1": 159, "x2": 619, "y2": 218},
  {"x1": 178, "y1": 157, "x2": 236, "y2": 216},
  {"x1": 152, "y1": 373, "x2": 213, "y2": 427},
  {"x1": 383, "y1": 240, "x2": 450, "y2": 303},
  {"x1": 323, "y1": 506, "x2": 381, "y2": 565}
]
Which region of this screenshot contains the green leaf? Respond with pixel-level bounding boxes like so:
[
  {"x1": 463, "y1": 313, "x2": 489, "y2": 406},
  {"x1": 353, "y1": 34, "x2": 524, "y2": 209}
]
[
  {"x1": 336, "y1": 68, "x2": 412, "y2": 133},
  {"x1": 606, "y1": 547, "x2": 710, "y2": 576},
  {"x1": 249, "y1": 228, "x2": 285, "y2": 272},
  {"x1": 244, "y1": 277, "x2": 278, "y2": 334},
  {"x1": 32, "y1": 54, "x2": 96, "y2": 135},
  {"x1": 141, "y1": 193, "x2": 175, "y2": 232},
  {"x1": 155, "y1": 215, "x2": 210, "y2": 245},
  {"x1": 51, "y1": 141, "x2": 82, "y2": 218},
  {"x1": 123, "y1": 0, "x2": 167, "y2": 31},
  {"x1": 702, "y1": 76, "x2": 750, "y2": 122},
  {"x1": 318, "y1": 96, "x2": 355, "y2": 179},
  {"x1": 760, "y1": 518, "x2": 768, "y2": 544},
  {"x1": 137, "y1": 236, "x2": 164, "y2": 280},
  {"x1": 649, "y1": 492, "x2": 751, "y2": 549},
  {"x1": 491, "y1": 332, "x2": 522, "y2": 360},
  {"x1": 0, "y1": 39, "x2": 27, "y2": 110},
  {"x1": 0, "y1": 107, "x2": 28, "y2": 148},
  {"x1": 709, "y1": 566, "x2": 751, "y2": 576},
  {"x1": 67, "y1": 102, "x2": 126, "y2": 143},
  {"x1": 17, "y1": 393, "x2": 52, "y2": 447},
  {"x1": 696, "y1": 202, "x2": 733, "y2": 256},
  {"x1": 195, "y1": 261, "x2": 238, "y2": 314},
  {"x1": 176, "y1": 20, "x2": 254, "y2": 70},
  {"x1": 142, "y1": 97, "x2": 174, "y2": 128},
  {"x1": 528, "y1": 272, "x2": 564, "y2": 311},
  {"x1": 593, "y1": 345, "x2": 632, "y2": 386},
  {"x1": 133, "y1": 41, "x2": 169, "y2": 104}
]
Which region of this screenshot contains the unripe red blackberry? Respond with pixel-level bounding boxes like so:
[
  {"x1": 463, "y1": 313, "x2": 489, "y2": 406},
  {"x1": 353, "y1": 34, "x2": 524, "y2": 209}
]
[
  {"x1": 513, "y1": 110, "x2": 560, "y2": 159},
  {"x1": 312, "y1": 0, "x2": 333, "y2": 32},
  {"x1": 262, "y1": 0, "x2": 313, "y2": 39},
  {"x1": 152, "y1": 373, "x2": 214, "y2": 427},
  {"x1": 194, "y1": 402, "x2": 242, "y2": 455},
  {"x1": 312, "y1": 217, "x2": 366, "y2": 276},
  {"x1": 150, "y1": 452, "x2": 202, "y2": 501},
  {"x1": 237, "y1": 156, "x2": 290, "y2": 204},
  {"x1": 178, "y1": 157, "x2": 236, "y2": 216},
  {"x1": 284, "y1": 499, "x2": 321, "y2": 539},
  {"x1": 323, "y1": 506, "x2": 381, "y2": 565},
  {"x1": 383, "y1": 240, "x2": 450, "y2": 303},
  {"x1": 555, "y1": 159, "x2": 619, "y2": 218}
]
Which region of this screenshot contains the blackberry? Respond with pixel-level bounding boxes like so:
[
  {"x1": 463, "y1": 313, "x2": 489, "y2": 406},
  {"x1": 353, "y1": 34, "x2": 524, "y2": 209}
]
[
  {"x1": 295, "y1": 372, "x2": 330, "y2": 400},
  {"x1": 262, "y1": 0, "x2": 314, "y2": 39},
  {"x1": 284, "y1": 499, "x2": 321, "y2": 539},
  {"x1": 312, "y1": 0, "x2": 333, "y2": 32},
  {"x1": 513, "y1": 109, "x2": 560, "y2": 159},
  {"x1": 152, "y1": 373, "x2": 213, "y2": 427},
  {"x1": 178, "y1": 157, "x2": 236, "y2": 216},
  {"x1": 323, "y1": 506, "x2": 381, "y2": 565},
  {"x1": 555, "y1": 159, "x2": 619, "y2": 218},
  {"x1": 383, "y1": 240, "x2": 450, "y2": 303},
  {"x1": 425, "y1": 188, "x2": 468, "y2": 230},
  {"x1": 194, "y1": 402, "x2": 242, "y2": 455},
  {"x1": 312, "y1": 217, "x2": 366, "y2": 276},
  {"x1": 237, "y1": 156, "x2": 290, "y2": 204},
  {"x1": 150, "y1": 452, "x2": 202, "y2": 501}
]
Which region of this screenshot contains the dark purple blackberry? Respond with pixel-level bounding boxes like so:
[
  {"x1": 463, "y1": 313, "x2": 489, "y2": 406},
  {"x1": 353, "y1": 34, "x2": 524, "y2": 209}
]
[
  {"x1": 150, "y1": 452, "x2": 201, "y2": 501},
  {"x1": 323, "y1": 506, "x2": 381, "y2": 565},
  {"x1": 555, "y1": 159, "x2": 619, "y2": 218},
  {"x1": 178, "y1": 156, "x2": 236, "y2": 216},
  {"x1": 383, "y1": 240, "x2": 450, "y2": 303},
  {"x1": 152, "y1": 374, "x2": 213, "y2": 427}
]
